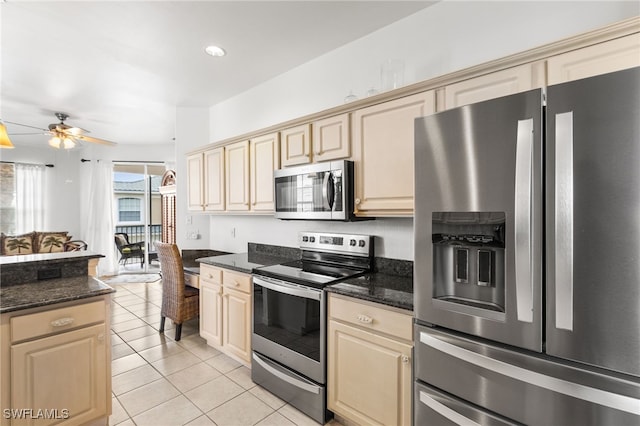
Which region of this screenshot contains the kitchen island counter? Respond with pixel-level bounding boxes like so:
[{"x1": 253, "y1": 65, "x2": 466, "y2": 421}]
[{"x1": 0, "y1": 276, "x2": 114, "y2": 314}]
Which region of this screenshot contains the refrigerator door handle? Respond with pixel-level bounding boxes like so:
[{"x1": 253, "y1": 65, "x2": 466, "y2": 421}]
[
  {"x1": 418, "y1": 390, "x2": 481, "y2": 426},
  {"x1": 420, "y1": 331, "x2": 640, "y2": 415},
  {"x1": 554, "y1": 112, "x2": 574, "y2": 331},
  {"x1": 514, "y1": 118, "x2": 534, "y2": 323}
]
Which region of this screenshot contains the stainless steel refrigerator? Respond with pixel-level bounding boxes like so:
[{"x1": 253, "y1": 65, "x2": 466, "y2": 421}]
[{"x1": 413, "y1": 67, "x2": 640, "y2": 425}]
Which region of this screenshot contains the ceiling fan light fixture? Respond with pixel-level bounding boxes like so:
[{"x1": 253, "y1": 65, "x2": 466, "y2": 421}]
[
  {"x1": 205, "y1": 45, "x2": 226, "y2": 57},
  {"x1": 63, "y1": 137, "x2": 75, "y2": 149},
  {"x1": 48, "y1": 136, "x2": 62, "y2": 148},
  {"x1": 0, "y1": 121, "x2": 14, "y2": 149}
]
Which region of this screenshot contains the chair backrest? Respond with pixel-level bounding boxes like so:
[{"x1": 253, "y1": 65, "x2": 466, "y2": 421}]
[
  {"x1": 154, "y1": 241, "x2": 186, "y2": 319},
  {"x1": 114, "y1": 233, "x2": 130, "y2": 252}
]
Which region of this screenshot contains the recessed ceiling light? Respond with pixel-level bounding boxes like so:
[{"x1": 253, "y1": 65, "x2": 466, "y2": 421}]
[{"x1": 205, "y1": 45, "x2": 226, "y2": 57}]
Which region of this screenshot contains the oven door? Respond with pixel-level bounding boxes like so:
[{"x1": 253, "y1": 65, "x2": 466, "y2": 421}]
[
  {"x1": 252, "y1": 275, "x2": 325, "y2": 384},
  {"x1": 274, "y1": 160, "x2": 349, "y2": 220}
]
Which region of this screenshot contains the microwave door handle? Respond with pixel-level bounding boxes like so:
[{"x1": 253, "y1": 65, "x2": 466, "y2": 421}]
[{"x1": 322, "y1": 172, "x2": 333, "y2": 210}]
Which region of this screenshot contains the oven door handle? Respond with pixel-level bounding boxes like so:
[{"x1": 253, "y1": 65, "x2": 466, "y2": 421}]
[{"x1": 253, "y1": 276, "x2": 321, "y2": 301}]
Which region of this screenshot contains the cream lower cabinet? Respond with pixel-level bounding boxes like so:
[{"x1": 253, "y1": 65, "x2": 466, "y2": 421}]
[
  {"x1": 328, "y1": 293, "x2": 413, "y2": 426},
  {"x1": 199, "y1": 264, "x2": 252, "y2": 364},
  {"x1": 547, "y1": 33, "x2": 640, "y2": 85},
  {"x1": 1, "y1": 297, "x2": 111, "y2": 426},
  {"x1": 351, "y1": 91, "x2": 435, "y2": 216}
]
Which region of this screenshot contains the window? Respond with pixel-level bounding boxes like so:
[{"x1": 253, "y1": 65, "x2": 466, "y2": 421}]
[
  {"x1": 0, "y1": 162, "x2": 45, "y2": 234},
  {"x1": 118, "y1": 197, "x2": 141, "y2": 222}
]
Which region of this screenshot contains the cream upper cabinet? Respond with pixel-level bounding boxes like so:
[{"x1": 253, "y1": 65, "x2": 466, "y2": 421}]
[
  {"x1": 352, "y1": 90, "x2": 435, "y2": 216},
  {"x1": 280, "y1": 124, "x2": 312, "y2": 167},
  {"x1": 328, "y1": 294, "x2": 413, "y2": 426},
  {"x1": 441, "y1": 61, "x2": 546, "y2": 110},
  {"x1": 204, "y1": 147, "x2": 225, "y2": 211},
  {"x1": 250, "y1": 132, "x2": 280, "y2": 212},
  {"x1": 225, "y1": 140, "x2": 250, "y2": 211},
  {"x1": 311, "y1": 113, "x2": 351, "y2": 163},
  {"x1": 187, "y1": 153, "x2": 204, "y2": 211},
  {"x1": 547, "y1": 33, "x2": 640, "y2": 85}
]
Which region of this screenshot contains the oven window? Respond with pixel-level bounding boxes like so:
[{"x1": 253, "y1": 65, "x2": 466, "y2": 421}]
[{"x1": 253, "y1": 283, "x2": 321, "y2": 362}]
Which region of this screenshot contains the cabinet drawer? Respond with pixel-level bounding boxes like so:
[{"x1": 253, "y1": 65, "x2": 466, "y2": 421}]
[
  {"x1": 11, "y1": 300, "x2": 106, "y2": 343},
  {"x1": 200, "y1": 264, "x2": 222, "y2": 284},
  {"x1": 329, "y1": 294, "x2": 412, "y2": 341},
  {"x1": 223, "y1": 270, "x2": 251, "y2": 293},
  {"x1": 185, "y1": 273, "x2": 199, "y2": 289}
]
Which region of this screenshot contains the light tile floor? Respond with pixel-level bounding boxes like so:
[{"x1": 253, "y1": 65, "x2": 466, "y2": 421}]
[{"x1": 109, "y1": 280, "x2": 341, "y2": 426}]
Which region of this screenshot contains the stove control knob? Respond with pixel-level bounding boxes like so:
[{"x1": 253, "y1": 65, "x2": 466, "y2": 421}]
[
  {"x1": 359, "y1": 240, "x2": 366, "y2": 247},
  {"x1": 309, "y1": 237, "x2": 316, "y2": 243},
  {"x1": 350, "y1": 239, "x2": 357, "y2": 246},
  {"x1": 302, "y1": 236, "x2": 309, "y2": 242}
]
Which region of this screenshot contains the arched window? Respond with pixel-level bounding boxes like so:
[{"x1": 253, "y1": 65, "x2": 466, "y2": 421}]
[{"x1": 118, "y1": 197, "x2": 141, "y2": 222}]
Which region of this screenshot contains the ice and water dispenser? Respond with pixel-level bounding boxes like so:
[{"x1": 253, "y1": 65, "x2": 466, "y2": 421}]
[{"x1": 432, "y1": 212, "x2": 506, "y2": 313}]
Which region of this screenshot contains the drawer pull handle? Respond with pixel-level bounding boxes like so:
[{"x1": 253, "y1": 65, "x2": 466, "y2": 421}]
[
  {"x1": 233, "y1": 281, "x2": 240, "y2": 286},
  {"x1": 357, "y1": 314, "x2": 373, "y2": 324},
  {"x1": 51, "y1": 317, "x2": 74, "y2": 327}
]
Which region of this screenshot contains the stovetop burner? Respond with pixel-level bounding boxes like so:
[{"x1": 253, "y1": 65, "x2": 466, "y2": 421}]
[{"x1": 253, "y1": 231, "x2": 373, "y2": 289}]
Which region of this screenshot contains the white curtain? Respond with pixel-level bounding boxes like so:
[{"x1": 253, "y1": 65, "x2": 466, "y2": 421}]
[
  {"x1": 15, "y1": 163, "x2": 46, "y2": 233},
  {"x1": 84, "y1": 161, "x2": 118, "y2": 276}
]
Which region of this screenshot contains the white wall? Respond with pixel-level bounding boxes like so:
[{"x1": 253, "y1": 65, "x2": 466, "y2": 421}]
[
  {"x1": 1, "y1": 142, "x2": 173, "y2": 242},
  {"x1": 205, "y1": 1, "x2": 639, "y2": 260},
  {"x1": 175, "y1": 106, "x2": 210, "y2": 250}
]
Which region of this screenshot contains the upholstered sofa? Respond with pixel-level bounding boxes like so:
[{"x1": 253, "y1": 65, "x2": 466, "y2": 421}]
[{"x1": 0, "y1": 231, "x2": 87, "y2": 256}]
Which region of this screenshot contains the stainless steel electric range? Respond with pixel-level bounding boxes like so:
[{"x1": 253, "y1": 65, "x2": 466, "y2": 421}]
[{"x1": 251, "y1": 232, "x2": 373, "y2": 424}]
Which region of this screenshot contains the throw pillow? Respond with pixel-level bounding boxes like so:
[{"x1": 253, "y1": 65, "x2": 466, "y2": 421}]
[
  {"x1": 2, "y1": 232, "x2": 36, "y2": 255},
  {"x1": 35, "y1": 231, "x2": 70, "y2": 253}
]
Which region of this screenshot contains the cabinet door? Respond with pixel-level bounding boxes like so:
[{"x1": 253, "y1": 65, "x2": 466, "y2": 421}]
[
  {"x1": 442, "y1": 61, "x2": 545, "y2": 110},
  {"x1": 204, "y1": 147, "x2": 225, "y2": 211},
  {"x1": 222, "y1": 287, "x2": 251, "y2": 363},
  {"x1": 352, "y1": 91, "x2": 435, "y2": 216},
  {"x1": 186, "y1": 153, "x2": 204, "y2": 211},
  {"x1": 250, "y1": 132, "x2": 280, "y2": 212},
  {"x1": 281, "y1": 124, "x2": 311, "y2": 167},
  {"x1": 200, "y1": 280, "x2": 223, "y2": 346},
  {"x1": 11, "y1": 324, "x2": 108, "y2": 426},
  {"x1": 312, "y1": 113, "x2": 350, "y2": 162},
  {"x1": 547, "y1": 33, "x2": 640, "y2": 85},
  {"x1": 225, "y1": 140, "x2": 250, "y2": 211},
  {"x1": 328, "y1": 319, "x2": 412, "y2": 426}
]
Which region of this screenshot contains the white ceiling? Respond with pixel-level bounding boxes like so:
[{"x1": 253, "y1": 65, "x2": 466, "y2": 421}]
[{"x1": 1, "y1": 1, "x2": 434, "y2": 149}]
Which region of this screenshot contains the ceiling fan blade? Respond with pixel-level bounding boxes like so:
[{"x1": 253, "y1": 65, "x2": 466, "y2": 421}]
[
  {"x1": 4, "y1": 121, "x2": 48, "y2": 131},
  {"x1": 75, "y1": 134, "x2": 117, "y2": 146},
  {"x1": 6, "y1": 132, "x2": 48, "y2": 136}
]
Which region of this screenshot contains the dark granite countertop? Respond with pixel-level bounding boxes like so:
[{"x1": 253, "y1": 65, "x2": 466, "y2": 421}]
[
  {"x1": 197, "y1": 252, "x2": 296, "y2": 274},
  {"x1": 327, "y1": 272, "x2": 413, "y2": 311},
  {"x1": 0, "y1": 250, "x2": 104, "y2": 266},
  {"x1": 0, "y1": 276, "x2": 115, "y2": 314}
]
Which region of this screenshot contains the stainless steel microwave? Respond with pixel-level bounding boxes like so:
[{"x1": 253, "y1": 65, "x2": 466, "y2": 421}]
[{"x1": 274, "y1": 160, "x2": 354, "y2": 220}]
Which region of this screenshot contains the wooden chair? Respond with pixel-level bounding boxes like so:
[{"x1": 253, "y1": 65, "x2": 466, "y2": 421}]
[{"x1": 154, "y1": 242, "x2": 199, "y2": 341}]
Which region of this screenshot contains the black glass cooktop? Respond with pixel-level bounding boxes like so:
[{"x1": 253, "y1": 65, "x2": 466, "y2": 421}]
[{"x1": 253, "y1": 259, "x2": 368, "y2": 289}]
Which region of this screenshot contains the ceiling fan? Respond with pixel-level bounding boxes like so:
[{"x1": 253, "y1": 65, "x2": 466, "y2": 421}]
[{"x1": 3, "y1": 112, "x2": 117, "y2": 149}]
